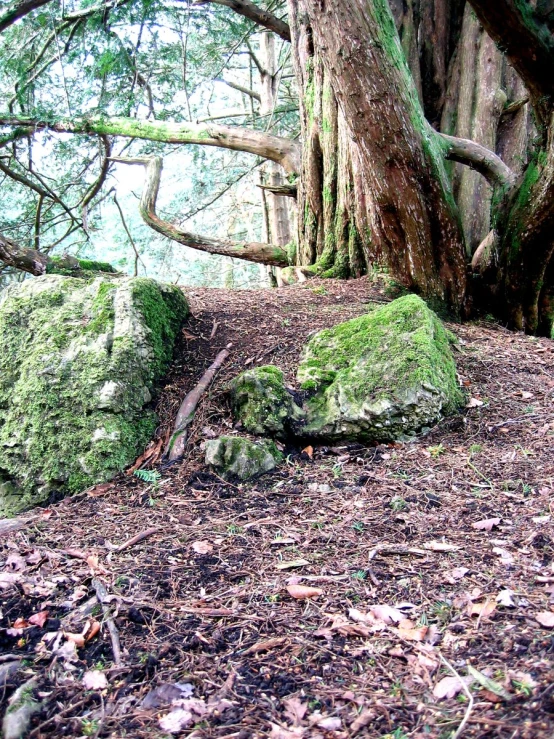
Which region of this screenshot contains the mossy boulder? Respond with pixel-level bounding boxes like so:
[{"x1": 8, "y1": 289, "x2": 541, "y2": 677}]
[
  {"x1": 297, "y1": 294, "x2": 464, "y2": 442},
  {"x1": 228, "y1": 365, "x2": 305, "y2": 438},
  {"x1": 0, "y1": 274, "x2": 188, "y2": 516},
  {"x1": 205, "y1": 436, "x2": 283, "y2": 480}
]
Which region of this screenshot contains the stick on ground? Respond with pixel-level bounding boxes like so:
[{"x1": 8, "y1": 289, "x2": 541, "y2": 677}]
[
  {"x1": 165, "y1": 343, "x2": 231, "y2": 461},
  {"x1": 92, "y1": 578, "x2": 123, "y2": 666}
]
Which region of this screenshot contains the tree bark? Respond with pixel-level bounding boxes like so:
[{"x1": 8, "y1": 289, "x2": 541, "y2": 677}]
[
  {"x1": 466, "y1": 0, "x2": 554, "y2": 128},
  {"x1": 0, "y1": 233, "x2": 48, "y2": 274},
  {"x1": 0, "y1": 114, "x2": 301, "y2": 175},
  {"x1": 193, "y1": 0, "x2": 291, "y2": 42},
  {"x1": 299, "y1": 0, "x2": 468, "y2": 314},
  {"x1": 0, "y1": 0, "x2": 52, "y2": 33},
  {"x1": 111, "y1": 157, "x2": 289, "y2": 267}
]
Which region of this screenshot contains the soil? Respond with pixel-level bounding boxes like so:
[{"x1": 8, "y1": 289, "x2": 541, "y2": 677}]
[{"x1": 1, "y1": 276, "x2": 554, "y2": 739}]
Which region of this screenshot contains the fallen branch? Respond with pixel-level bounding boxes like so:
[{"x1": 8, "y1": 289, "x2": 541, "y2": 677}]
[
  {"x1": 165, "y1": 344, "x2": 232, "y2": 461},
  {"x1": 438, "y1": 652, "x2": 474, "y2": 739},
  {"x1": 92, "y1": 578, "x2": 123, "y2": 666},
  {"x1": 111, "y1": 527, "x2": 159, "y2": 553}
]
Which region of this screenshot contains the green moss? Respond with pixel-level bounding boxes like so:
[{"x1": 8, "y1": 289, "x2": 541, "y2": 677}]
[
  {"x1": 0, "y1": 275, "x2": 188, "y2": 516},
  {"x1": 205, "y1": 436, "x2": 283, "y2": 480},
  {"x1": 46, "y1": 256, "x2": 116, "y2": 277},
  {"x1": 297, "y1": 295, "x2": 464, "y2": 441},
  {"x1": 228, "y1": 365, "x2": 304, "y2": 438}
]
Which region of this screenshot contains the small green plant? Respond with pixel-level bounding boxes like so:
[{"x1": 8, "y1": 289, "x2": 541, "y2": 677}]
[
  {"x1": 429, "y1": 601, "x2": 452, "y2": 624},
  {"x1": 81, "y1": 719, "x2": 100, "y2": 736},
  {"x1": 311, "y1": 520, "x2": 324, "y2": 530},
  {"x1": 310, "y1": 285, "x2": 327, "y2": 296},
  {"x1": 512, "y1": 678, "x2": 533, "y2": 697},
  {"x1": 265, "y1": 594, "x2": 280, "y2": 603},
  {"x1": 352, "y1": 570, "x2": 367, "y2": 580},
  {"x1": 282, "y1": 318, "x2": 291, "y2": 326},
  {"x1": 469, "y1": 443, "x2": 482, "y2": 454},
  {"x1": 428, "y1": 444, "x2": 445, "y2": 458},
  {"x1": 226, "y1": 523, "x2": 243, "y2": 535},
  {"x1": 390, "y1": 496, "x2": 407, "y2": 511},
  {"x1": 389, "y1": 680, "x2": 403, "y2": 697},
  {"x1": 133, "y1": 469, "x2": 162, "y2": 484},
  {"x1": 332, "y1": 463, "x2": 343, "y2": 478},
  {"x1": 352, "y1": 520, "x2": 365, "y2": 533}
]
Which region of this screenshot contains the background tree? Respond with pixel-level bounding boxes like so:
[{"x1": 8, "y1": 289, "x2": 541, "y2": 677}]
[{"x1": 0, "y1": 0, "x2": 552, "y2": 335}]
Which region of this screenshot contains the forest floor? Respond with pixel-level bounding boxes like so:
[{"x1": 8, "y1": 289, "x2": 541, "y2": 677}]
[{"x1": 1, "y1": 277, "x2": 554, "y2": 739}]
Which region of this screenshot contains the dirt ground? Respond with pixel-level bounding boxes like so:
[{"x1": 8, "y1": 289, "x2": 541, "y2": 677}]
[{"x1": 1, "y1": 277, "x2": 554, "y2": 739}]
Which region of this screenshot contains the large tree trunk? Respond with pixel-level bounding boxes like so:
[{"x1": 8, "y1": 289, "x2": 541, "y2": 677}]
[
  {"x1": 290, "y1": 3, "x2": 365, "y2": 279},
  {"x1": 297, "y1": 0, "x2": 468, "y2": 315}
]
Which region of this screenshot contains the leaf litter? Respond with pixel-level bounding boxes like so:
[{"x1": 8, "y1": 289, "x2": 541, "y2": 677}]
[{"x1": 1, "y1": 277, "x2": 554, "y2": 737}]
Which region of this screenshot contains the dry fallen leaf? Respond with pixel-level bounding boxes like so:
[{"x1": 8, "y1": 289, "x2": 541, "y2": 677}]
[
  {"x1": 286, "y1": 584, "x2": 323, "y2": 600},
  {"x1": 28, "y1": 611, "x2": 49, "y2": 627},
  {"x1": 192, "y1": 540, "x2": 213, "y2": 554},
  {"x1": 370, "y1": 604, "x2": 403, "y2": 624},
  {"x1": 82, "y1": 670, "x2": 108, "y2": 690},
  {"x1": 433, "y1": 675, "x2": 470, "y2": 700},
  {"x1": 159, "y1": 708, "x2": 194, "y2": 733},
  {"x1": 423, "y1": 541, "x2": 460, "y2": 552},
  {"x1": 496, "y1": 590, "x2": 516, "y2": 608},
  {"x1": 466, "y1": 397, "x2": 484, "y2": 408},
  {"x1": 65, "y1": 632, "x2": 86, "y2": 647},
  {"x1": 492, "y1": 546, "x2": 514, "y2": 564},
  {"x1": 302, "y1": 445, "x2": 314, "y2": 459},
  {"x1": 283, "y1": 696, "x2": 308, "y2": 726},
  {"x1": 535, "y1": 611, "x2": 554, "y2": 628},
  {"x1": 472, "y1": 517, "x2": 501, "y2": 531},
  {"x1": 276, "y1": 559, "x2": 310, "y2": 570},
  {"x1": 468, "y1": 599, "x2": 496, "y2": 619},
  {"x1": 397, "y1": 619, "x2": 428, "y2": 641}
]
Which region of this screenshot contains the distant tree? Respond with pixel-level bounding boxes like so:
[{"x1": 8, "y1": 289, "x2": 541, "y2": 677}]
[{"x1": 0, "y1": 0, "x2": 553, "y2": 335}]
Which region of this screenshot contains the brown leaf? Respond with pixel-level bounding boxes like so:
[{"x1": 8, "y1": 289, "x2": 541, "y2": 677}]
[
  {"x1": 65, "y1": 632, "x2": 86, "y2": 647},
  {"x1": 283, "y1": 696, "x2": 308, "y2": 726},
  {"x1": 397, "y1": 619, "x2": 428, "y2": 641},
  {"x1": 28, "y1": 611, "x2": 49, "y2": 627},
  {"x1": 536, "y1": 611, "x2": 554, "y2": 628},
  {"x1": 242, "y1": 637, "x2": 288, "y2": 656},
  {"x1": 472, "y1": 518, "x2": 501, "y2": 531},
  {"x1": 13, "y1": 618, "x2": 28, "y2": 629},
  {"x1": 276, "y1": 559, "x2": 310, "y2": 570},
  {"x1": 82, "y1": 670, "x2": 108, "y2": 690},
  {"x1": 468, "y1": 599, "x2": 496, "y2": 619},
  {"x1": 302, "y1": 445, "x2": 314, "y2": 459},
  {"x1": 466, "y1": 397, "x2": 483, "y2": 408},
  {"x1": 433, "y1": 675, "x2": 470, "y2": 700},
  {"x1": 192, "y1": 540, "x2": 213, "y2": 554},
  {"x1": 423, "y1": 541, "x2": 460, "y2": 552},
  {"x1": 286, "y1": 584, "x2": 323, "y2": 600},
  {"x1": 350, "y1": 708, "x2": 375, "y2": 733},
  {"x1": 370, "y1": 604, "x2": 403, "y2": 624},
  {"x1": 83, "y1": 619, "x2": 101, "y2": 642}
]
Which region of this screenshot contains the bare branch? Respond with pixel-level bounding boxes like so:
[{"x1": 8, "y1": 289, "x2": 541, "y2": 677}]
[
  {"x1": 0, "y1": 0, "x2": 52, "y2": 34},
  {"x1": 109, "y1": 156, "x2": 289, "y2": 266},
  {"x1": 193, "y1": 0, "x2": 291, "y2": 42},
  {"x1": 0, "y1": 113, "x2": 301, "y2": 174},
  {"x1": 0, "y1": 232, "x2": 47, "y2": 274},
  {"x1": 217, "y1": 78, "x2": 261, "y2": 101},
  {"x1": 438, "y1": 133, "x2": 517, "y2": 191}
]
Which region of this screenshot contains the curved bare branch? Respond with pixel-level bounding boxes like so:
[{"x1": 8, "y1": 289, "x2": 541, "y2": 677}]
[
  {"x1": 438, "y1": 133, "x2": 517, "y2": 191},
  {"x1": 0, "y1": 114, "x2": 301, "y2": 174},
  {"x1": 0, "y1": 0, "x2": 52, "y2": 34},
  {"x1": 193, "y1": 0, "x2": 291, "y2": 42},
  {"x1": 110, "y1": 156, "x2": 290, "y2": 266}
]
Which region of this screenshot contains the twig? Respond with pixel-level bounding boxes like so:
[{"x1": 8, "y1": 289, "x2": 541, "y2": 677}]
[
  {"x1": 111, "y1": 527, "x2": 159, "y2": 553},
  {"x1": 438, "y1": 652, "x2": 474, "y2": 739},
  {"x1": 92, "y1": 578, "x2": 123, "y2": 666},
  {"x1": 165, "y1": 343, "x2": 232, "y2": 460},
  {"x1": 209, "y1": 319, "x2": 219, "y2": 339}
]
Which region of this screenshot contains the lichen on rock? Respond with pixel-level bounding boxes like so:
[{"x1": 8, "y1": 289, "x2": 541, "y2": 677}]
[
  {"x1": 228, "y1": 365, "x2": 305, "y2": 438},
  {"x1": 205, "y1": 436, "x2": 283, "y2": 480},
  {"x1": 297, "y1": 294, "x2": 464, "y2": 442},
  {"x1": 0, "y1": 274, "x2": 188, "y2": 516}
]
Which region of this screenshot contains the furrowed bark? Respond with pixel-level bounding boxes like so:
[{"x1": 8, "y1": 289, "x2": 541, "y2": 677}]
[
  {"x1": 466, "y1": 0, "x2": 554, "y2": 128},
  {"x1": 300, "y1": 0, "x2": 468, "y2": 314},
  {"x1": 193, "y1": 0, "x2": 291, "y2": 42},
  {"x1": 0, "y1": 115, "x2": 301, "y2": 175},
  {"x1": 110, "y1": 156, "x2": 289, "y2": 267},
  {"x1": 0, "y1": 233, "x2": 48, "y2": 274}
]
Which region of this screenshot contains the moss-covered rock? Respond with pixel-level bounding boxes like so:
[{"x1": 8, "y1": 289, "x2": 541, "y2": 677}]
[
  {"x1": 0, "y1": 275, "x2": 188, "y2": 516},
  {"x1": 297, "y1": 294, "x2": 464, "y2": 442},
  {"x1": 228, "y1": 365, "x2": 305, "y2": 438},
  {"x1": 205, "y1": 436, "x2": 283, "y2": 480}
]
